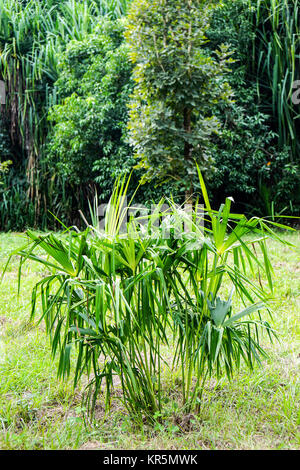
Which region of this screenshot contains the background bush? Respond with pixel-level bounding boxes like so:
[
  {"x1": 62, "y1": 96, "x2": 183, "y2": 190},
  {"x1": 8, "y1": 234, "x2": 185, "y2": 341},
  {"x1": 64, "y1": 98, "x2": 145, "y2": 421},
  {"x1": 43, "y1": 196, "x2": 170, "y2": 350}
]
[{"x1": 46, "y1": 19, "x2": 134, "y2": 200}]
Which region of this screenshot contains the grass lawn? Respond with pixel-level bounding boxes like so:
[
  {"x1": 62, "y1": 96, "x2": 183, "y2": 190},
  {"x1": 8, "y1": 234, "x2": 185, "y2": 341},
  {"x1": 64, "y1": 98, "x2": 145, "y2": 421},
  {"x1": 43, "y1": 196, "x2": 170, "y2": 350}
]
[{"x1": 0, "y1": 231, "x2": 299, "y2": 450}]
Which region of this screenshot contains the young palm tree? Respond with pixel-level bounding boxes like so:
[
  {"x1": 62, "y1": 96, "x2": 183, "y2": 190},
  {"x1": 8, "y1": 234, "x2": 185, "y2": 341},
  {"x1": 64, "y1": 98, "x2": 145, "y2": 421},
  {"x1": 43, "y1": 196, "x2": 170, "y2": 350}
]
[{"x1": 3, "y1": 171, "x2": 294, "y2": 421}]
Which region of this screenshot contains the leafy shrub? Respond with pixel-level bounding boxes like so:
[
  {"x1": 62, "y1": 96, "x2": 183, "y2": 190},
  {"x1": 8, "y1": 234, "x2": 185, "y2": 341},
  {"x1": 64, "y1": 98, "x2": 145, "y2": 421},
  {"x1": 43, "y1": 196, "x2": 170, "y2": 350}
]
[{"x1": 46, "y1": 19, "x2": 134, "y2": 201}]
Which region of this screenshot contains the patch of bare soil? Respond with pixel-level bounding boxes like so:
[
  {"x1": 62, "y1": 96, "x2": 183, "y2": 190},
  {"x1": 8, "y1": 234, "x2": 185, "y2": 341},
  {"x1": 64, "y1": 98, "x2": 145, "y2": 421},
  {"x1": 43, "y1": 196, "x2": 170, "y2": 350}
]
[
  {"x1": 79, "y1": 441, "x2": 110, "y2": 450},
  {"x1": 173, "y1": 413, "x2": 198, "y2": 433},
  {"x1": 36, "y1": 404, "x2": 66, "y2": 424},
  {"x1": 0, "y1": 316, "x2": 7, "y2": 326}
]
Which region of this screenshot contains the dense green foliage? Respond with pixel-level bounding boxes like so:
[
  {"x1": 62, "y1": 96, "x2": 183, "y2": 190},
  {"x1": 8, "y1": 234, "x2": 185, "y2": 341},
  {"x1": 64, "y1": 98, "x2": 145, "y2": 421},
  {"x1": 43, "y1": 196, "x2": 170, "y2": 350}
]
[
  {"x1": 205, "y1": 0, "x2": 300, "y2": 216},
  {"x1": 0, "y1": 0, "x2": 299, "y2": 230},
  {"x1": 0, "y1": 0, "x2": 122, "y2": 170},
  {"x1": 0, "y1": 0, "x2": 130, "y2": 229},
  {"x1": 126, "y1": 0, "x2": 233, "y2": 195},
  {"x1": 253, "y1": 0, "x2": 300, "y2": 159},
  {"x1": 46, "y1": 19, "x2": 134, "y2": 200},
  {"x1": 0, "y1": 117, "x2": 11, "y2": 163}
]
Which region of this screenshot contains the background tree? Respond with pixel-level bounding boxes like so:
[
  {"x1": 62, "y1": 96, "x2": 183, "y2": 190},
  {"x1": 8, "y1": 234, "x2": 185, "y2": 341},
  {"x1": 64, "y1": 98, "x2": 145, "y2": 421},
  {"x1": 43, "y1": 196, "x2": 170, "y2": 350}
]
[{"x1": 125, "y1": 0, "x2": 234, "y2": 198}]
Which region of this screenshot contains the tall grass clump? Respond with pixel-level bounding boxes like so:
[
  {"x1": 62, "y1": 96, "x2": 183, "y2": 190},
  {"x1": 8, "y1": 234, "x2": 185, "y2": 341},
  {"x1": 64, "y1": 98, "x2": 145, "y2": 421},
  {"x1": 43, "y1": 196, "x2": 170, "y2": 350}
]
[
  {"x1": 3, "y1": 171, "x2": 295, "y2": 422},
  {"x1": 252, "y1": 0, "x2": 300, "y2": 159}
]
